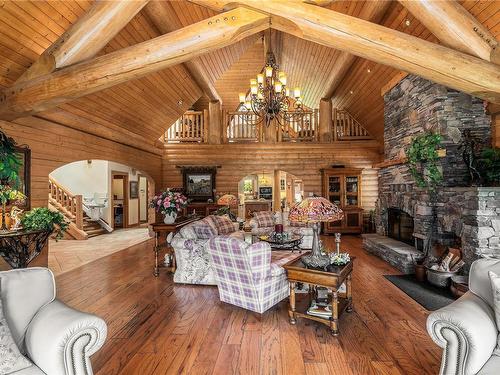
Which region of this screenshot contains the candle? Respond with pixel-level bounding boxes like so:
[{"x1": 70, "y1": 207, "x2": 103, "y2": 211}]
[
  {"x1": 239, "y1": 93, "x2": 246, "y2": 103},
  {"x1": 265, "y1": 65, "x2": 273, "y2": 78},
  {"x1": 294, "y1": 87, "x2": 301, "y2": 98},
  {"x1": 250, "y1": 85, "x2": 258, "y2": 95},
  {"x1": 250, "y1": 79, "x2": 257, "y2": 86},
  {"x1": 274, "y1": 82, "x2": 282, "y2": 93},
  {"x1": 257, "y1": 74, "x2": 264, "y2": 84}
]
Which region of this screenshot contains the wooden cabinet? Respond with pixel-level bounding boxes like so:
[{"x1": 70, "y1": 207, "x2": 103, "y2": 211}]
[{"x1": 321, "y1": 168, "x2": 363, "y2": 234}]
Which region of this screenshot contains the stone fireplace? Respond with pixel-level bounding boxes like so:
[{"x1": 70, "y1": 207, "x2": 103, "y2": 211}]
[{"x1": 364, "y1": 75, "x2": 500, "y2": 273}]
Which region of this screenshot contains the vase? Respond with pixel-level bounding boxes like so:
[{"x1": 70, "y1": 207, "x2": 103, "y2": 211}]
[{"x1": 163, "y1": 211, "x2": 177, "y2": 224}]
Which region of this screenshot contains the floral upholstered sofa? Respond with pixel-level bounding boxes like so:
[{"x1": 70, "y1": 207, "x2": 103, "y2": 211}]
[
  {"x1": 169, "y1": 215, "x2": 244, "y2": 285},
  {"x1": 249, "y1": 210, "x2": 314, "y2": 249}
]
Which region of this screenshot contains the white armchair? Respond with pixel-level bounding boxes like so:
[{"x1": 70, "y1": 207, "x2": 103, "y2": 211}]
[
  {"x1": 427, "y1": 258, "x2": 500, "y2": 375},
  {"x1": 0, "y1": 267, "x2": 107, "y2": 375}
]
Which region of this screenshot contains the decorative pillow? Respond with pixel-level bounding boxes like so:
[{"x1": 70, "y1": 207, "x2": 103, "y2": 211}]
[
  {"x1": 192, "y1": 222, "x2": 217, "y2": 239},
  {"x1": 0, "y1": 296, "x2": 32, "y2": 374},
  {"x1": 488, "y1": 271, "x2": 500, "y2": 353},
  {"x1": 179, "y1": 224, "x2": 197, "y2": 240},
  {"x1": 253, "y1": 211, "x2": 274, "y2": 228},
  {"x1": 212, "y1": 215, "x2": 236, "y2": 234},
  {"x1": 201, "y1": 216, "x2": 218, "y2": 234}
]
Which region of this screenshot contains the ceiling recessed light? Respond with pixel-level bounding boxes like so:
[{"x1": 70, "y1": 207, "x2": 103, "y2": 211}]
[
  {"x1": 367, "y1": 68, "x2": 371, "y2": 73},
  {"x1": 405, "y1": 19, "x2": 411, "y2": 26},
  {"x1": 177, "y1": 100, "x2": 183, "y2": 106},
  {"x1": 349, "y1": 90, "x2": 354, "y2": 95}
]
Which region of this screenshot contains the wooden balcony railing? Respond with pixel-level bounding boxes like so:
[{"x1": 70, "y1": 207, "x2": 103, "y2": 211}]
[
  {"x1": 333, "y1": 109, "x2": 373, "y2": 141},
  {"x1": 48, "y1": 176, "x2": 83, "y2": 230},
  {"x1": 279, "y1": 110, "x2": 319, "y2": 142},
  {"x1": 223, "y1": 111, "x2": 263, "y2": 143},
  {"x1": 163, "y1": 110, "x2": 207, "y2": 143}
]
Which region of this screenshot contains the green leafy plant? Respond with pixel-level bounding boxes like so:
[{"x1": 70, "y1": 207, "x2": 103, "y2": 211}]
[
  {"x1": 406, "y1": 132, "x2": 443, "y2": 191},
  {"x1": 0, "y1": 130, "x2": 21, "y2": 188},
  {"x1": 21, "y1": 208, "x2": 69, "y2": 240},
  {"x1": 478, "y1": 147, "x2": 500, "y2": 186}
]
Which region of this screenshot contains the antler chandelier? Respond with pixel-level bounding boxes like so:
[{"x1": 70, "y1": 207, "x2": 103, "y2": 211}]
[{"x1": 238, "y1": 36, "x2": 305, "y2": 127}]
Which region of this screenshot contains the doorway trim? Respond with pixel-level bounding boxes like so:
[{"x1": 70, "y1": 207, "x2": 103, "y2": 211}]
[
  {"x1": 138, "y1": 174, "x2": 148, "y2": 224},
  {"x1": 111, "y1": 171, "x2": 129, "y2": 229}
]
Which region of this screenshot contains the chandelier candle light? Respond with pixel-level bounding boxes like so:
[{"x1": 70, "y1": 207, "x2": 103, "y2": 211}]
[
  {"x1": 238, "y1": 31, "x2": 305, "y2": 127},
  {"x1": 289, "y1": 197, "x2": 344, "y2": 269}
]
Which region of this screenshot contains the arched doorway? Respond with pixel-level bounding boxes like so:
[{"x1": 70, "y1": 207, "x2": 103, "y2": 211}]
[
  {"x1": 237, "y1": 170, "x2": 304, "y2": 219},
  {"x1": 48, "y1": 160, "x2": 155, "y2": 274}
]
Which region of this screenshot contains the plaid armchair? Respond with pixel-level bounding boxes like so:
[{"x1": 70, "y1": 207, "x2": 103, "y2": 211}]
[{"x1": 206, "y1": 236, "x2": 300, "y2": 314}]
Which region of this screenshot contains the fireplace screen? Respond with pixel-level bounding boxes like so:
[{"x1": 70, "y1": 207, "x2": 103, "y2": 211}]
[{"x1": 387, "y1": 208, "x2": 414, "y2": 246}]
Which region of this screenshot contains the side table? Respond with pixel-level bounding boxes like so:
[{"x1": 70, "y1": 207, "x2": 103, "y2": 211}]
[{"x1": 283, "y1": 256, "x2": 354, "y2": 335}]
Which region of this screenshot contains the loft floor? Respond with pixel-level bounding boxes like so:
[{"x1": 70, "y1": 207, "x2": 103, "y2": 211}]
[{"x1": 55, "y1": 235, "x2": 441, "y2": 375}]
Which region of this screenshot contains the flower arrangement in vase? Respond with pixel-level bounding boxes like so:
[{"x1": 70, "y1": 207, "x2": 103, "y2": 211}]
[{"x1": 150, "y1": 189, "x2": 188, "y2": 224}]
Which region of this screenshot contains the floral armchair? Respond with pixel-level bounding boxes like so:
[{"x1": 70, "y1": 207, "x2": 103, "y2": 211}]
[
  {"x1": 169, "y1": 215, "x2": 243, "y2": 285},
  {"x1": 206, "y1": 236, "x2": 300, "y2": 313}
]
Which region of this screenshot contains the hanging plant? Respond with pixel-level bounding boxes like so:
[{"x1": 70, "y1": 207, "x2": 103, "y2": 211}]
[{"x1": 406, "y1": 132, "x2": 443, "y2": 191}]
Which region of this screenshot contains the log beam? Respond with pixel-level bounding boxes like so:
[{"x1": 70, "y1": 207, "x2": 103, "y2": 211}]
[
  {"x1": 16, "y1": 0, "x2": 149, "y2": 83},
  {"x1": 322, "y1": 0, "x2": 391, "y2": 99},
  {"x1": 0, "y1": 8, "x2": 269, "y2": 120},
  {"x1": 189, "y1": 1, "x2": 500, "y2": 103},
  {"x1": 144, "y1": 1, "x2": 222, "y2": 102},
  {"x1": 399, "y1": 0, "x2": 500, "y2": 64}
]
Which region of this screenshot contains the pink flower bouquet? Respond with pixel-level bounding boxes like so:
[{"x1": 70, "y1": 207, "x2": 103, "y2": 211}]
[{"x1": 150, "y1": 189, "x2": 188, "y2": 216}]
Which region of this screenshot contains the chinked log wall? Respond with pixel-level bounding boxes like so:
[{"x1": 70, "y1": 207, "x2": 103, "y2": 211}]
[
  {"x1": 0, "y1": 117, "x2": 162, "y2": 209},
  {"x1": 162, "y1": 142, "x2": 382, "y2": 211}
]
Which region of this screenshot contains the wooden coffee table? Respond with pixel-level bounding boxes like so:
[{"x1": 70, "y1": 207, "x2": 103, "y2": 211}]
[{"x1": 283, "y1": 256, "x2": 354, "y2": 335}]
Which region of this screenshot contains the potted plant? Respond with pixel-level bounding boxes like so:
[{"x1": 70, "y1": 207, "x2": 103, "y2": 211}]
[
  {"x1": 406, "y1": 132, "x2": 443, "y2": 191},
  {"x1": 478, "y1": 147, "x2": 500, "y2": 186},
  {"x1": 0, "y1": 130, "x2": 25, "y2": 232},
  {"x1": 21, "y1": 207, "x2": 69, "y2": 240},
  {"x1": 150, "y1": 189, "x2": 188, "y2": 224}
]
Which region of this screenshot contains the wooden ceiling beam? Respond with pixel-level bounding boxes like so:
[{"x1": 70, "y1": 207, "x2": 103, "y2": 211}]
[
  {"x1": 190, "y1": 1, "x2": 500, "y2": 104},
  {"x1": 16, "y1": 0, "x2": 149, "y2": 83},
  {"x1": 398, "y1": 0, "x2": 500, "y2": 65},
  {"x1": 143, "y1": 1, "x2": 221, "y2": 102},
  {"x1": 0, "y1": 7, "x2": 269, "y2": 120},
  {"x1": 322, "y1": 0, "x2": 392, "y2": 99}
]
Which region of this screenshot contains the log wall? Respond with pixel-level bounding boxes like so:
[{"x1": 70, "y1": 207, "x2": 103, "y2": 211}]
[
  {"x1": 162, "y1": 142, "x2": 382, "y2": 211},
  {"x1": 1, "y1": 117, "x2": 162, "y2": 209}
]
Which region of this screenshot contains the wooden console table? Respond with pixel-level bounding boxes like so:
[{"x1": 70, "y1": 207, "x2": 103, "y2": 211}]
[
  {"x1": 0, "y1": 229, "x2": 52, "y2": 269},
  {"x1": 150, "y1": 216, "x2": 200, "y2": 277},
  {"x1": 284, "y1": 257, "x2": 354, "y2": 335}
]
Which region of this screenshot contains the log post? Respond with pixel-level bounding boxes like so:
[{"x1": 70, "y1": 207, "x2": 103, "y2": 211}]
[
  {"x1": 274, "y1": 170, "x2": 282, "y2": 213},
  {"x1": 319, "y1": 98, "x2": 333, "y2": 142},
  {"x1": 208, "y1": 100, "x2": 222, "y2": 144}
]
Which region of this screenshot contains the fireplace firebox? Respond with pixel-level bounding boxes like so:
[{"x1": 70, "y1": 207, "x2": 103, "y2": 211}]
[{"x1": 387, "y1": 208, "x2": 414, "y2": 246}]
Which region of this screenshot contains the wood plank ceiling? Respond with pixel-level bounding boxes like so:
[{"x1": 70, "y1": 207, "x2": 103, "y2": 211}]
[{"x1": 0, "y1": 0, "x2": 498, "y2": 146}]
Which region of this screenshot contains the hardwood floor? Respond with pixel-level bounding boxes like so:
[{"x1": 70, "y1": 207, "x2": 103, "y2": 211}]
[{"x1": 55, "y1": 235, "x2": 442, "y2": 375}]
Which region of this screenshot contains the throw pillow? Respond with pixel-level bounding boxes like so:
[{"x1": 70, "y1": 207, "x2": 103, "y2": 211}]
[
  {"x1": 212, "y1": 215, "x2": 236, "y2": 234},
  {"x1": 202, "y1": 216, "x2": 218, "y2": 234},
  {"x1": 192, "y1": 222, "x2": 217, "y2": 239},
  {"x1": 0, "y1": 296, "x2": 32, "y2": 374},
  {"x1": 253, "y1": 211, "x2": 274, "y2": 228},
  {"x1": 488, "y1": 271, "x2": 500, "y2": 353}
]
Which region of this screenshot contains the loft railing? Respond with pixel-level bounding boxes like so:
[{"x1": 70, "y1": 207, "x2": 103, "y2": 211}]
[
  {"x1": 163, "y1": 110, "x2": 207, "y2": 143},
  {"x1": 223, "y1": 111, "x2": 262, "y2": 143},
  {"x1": 279, "y1": 110, "x2": 319, "y2": 142},
  {"x1": 48, "y1": 176, "x2": 83, "y2": 230},
  {"x1": 333, "y1": 109, "x2": 373, "y2": 141}
]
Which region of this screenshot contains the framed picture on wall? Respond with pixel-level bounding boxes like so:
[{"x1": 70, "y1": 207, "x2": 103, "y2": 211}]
[
  {"x1": 182, "y1": 167, "x2": 216, "y2": 202},
  {"x1": 130, "y1": 181, "x2": 139, "y2": 199}
]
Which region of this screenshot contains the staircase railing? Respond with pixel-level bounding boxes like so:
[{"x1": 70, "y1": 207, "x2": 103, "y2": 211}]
[
  {"x1": 48, "y1": 177, "x2": 83, "y2": 230},
  {"x1": 163, "y1": 110, "x2": 207, "y2": 143},
  {"x1": 333, "y1": 109, "x2": 373, "y2": 141}
]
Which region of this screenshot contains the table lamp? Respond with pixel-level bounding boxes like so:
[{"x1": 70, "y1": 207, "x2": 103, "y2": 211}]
[
  {"x1": 217, "y1": 194, "x2": 238, "y2": 207},
  {"x1": 289, "y1": 197, "x2": 343, "y2": 268}
]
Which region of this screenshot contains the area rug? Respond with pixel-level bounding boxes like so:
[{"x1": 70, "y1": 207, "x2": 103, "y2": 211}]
[{"x1": 384, "y1": 274, "x2": 456, "y2": 311}]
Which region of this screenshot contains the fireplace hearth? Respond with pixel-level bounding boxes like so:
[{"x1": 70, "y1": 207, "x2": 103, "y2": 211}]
[{"x1": 387, "y1": 208, "x2": 414, "y2": 246}]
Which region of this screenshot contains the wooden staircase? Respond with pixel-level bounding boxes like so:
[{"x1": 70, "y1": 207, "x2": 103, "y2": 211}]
[{"x1": 49, "y1": 177, "x2": 107, "y2": 240}]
